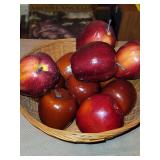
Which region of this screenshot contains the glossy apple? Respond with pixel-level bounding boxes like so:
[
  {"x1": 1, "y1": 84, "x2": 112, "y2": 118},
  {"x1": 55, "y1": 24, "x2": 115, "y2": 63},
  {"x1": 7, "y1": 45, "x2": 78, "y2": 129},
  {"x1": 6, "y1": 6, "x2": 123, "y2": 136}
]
[
  {"x1": 115, "y1": 41, "x2": 140, "y2": 79},
  {"x1": 103, "y1": 79, "x2": 137, "y2": 115},
  {"x1": 57, "y1": 52, "x2": 73, "y2": 80},
  {"x1": 38, "y1": 88, "x2": 77, "y2": 129},
  {"x1": 76, "y1": 93, "x2": 124, "y2": 133},
  {"x1": 20, "y1": 52, "x2": 60, "y2": 97},
  {"x1": 71, "y1": 41, "x2": 117, "y2": 82},
  {"x1": 66, "y1": 75, "x2": 100, "y2": 104},
  {"x1": 76, "y1": 20, "x2": 116, "y2": 49}
]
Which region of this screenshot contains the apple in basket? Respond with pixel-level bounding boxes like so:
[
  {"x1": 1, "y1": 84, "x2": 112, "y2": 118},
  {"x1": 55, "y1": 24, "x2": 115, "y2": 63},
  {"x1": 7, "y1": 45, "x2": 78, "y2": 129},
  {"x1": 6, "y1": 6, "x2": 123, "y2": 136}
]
[
  {"x1": 38, "y1": 88, "x2": 77, "y2": 129},
  {"x1": 76, "y1": 93, "x2": 124, "y2": 133},
  {"x1": 66, "y1": 75, "x2": 100, "y2": 104},
  {"x1": 71, "y1": 41, "x2": 117, "y2": 82},
  {"x1": 76, "y1": 20, "x2": 116, "y2": 49},
  {"x1": 103, "y1": 79, "x2": 137, "y2": 115},
  {"x1": 115, "y1": 41, "x2": 140, "y2": 79},
  {"x1": 20, "y1": 52, "x2": 60, "y2": 97},
  {"x1": 57, "y1": 52, "x2": 74, "y2": 80}
]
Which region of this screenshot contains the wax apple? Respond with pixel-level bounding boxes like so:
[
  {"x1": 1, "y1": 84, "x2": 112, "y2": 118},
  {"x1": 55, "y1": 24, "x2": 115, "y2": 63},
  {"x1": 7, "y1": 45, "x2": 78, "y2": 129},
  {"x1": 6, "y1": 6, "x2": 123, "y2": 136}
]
[
  {"x1": 76, "y1": 93, "x2": 124, "y2": 133},
  {"x1": 20, "y1": 52, "x2": 60, "y2": 97},
  {"x1": 103, "y1": 79, "x2": 137, "y2": 115},
  {"x1": 57, "y1": 52, "x2": 73, "y2": 80},
  {"x1": 66, "y1": 75, "x2": 100, "y2": 104},
  {"x1": 71, "y1": 41, "x2": 117, "y2": 82},
  {"x1": 76, "y1": 20, "x2": 116, "y2": 49},
  {"x1": 38, "y1": 88, "x2": 77, "y2": 129},
  {"x1": 115, "y1": 41, "x2": 140, "y2": 79}
]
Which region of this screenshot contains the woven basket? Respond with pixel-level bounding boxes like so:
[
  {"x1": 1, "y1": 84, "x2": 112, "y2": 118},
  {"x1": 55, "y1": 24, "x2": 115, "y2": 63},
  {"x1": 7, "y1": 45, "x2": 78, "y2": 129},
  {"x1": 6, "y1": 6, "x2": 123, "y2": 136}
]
[{"x1": 20, "y1": 38, "x2": 140, "y2": 143}]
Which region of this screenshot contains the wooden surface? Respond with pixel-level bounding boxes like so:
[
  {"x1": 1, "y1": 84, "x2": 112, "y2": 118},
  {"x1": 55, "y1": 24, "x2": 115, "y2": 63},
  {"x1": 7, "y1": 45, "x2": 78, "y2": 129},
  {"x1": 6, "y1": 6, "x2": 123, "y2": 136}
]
[{"x1": 118, "y1": 4, "x2": 140, "y2": 41}]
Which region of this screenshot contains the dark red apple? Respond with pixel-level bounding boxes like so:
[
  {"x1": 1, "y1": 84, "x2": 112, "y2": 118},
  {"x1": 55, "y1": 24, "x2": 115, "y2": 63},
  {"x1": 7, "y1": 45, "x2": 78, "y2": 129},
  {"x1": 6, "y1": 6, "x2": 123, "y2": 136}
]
[
  {"x1": 66, "y1": 75, "x2": 100, "y2": 104},
  {"x1": 76, "y1": 93, "x2": 124, "y2": 133},
  {"x1": 103, "y1": 79, "x2": 137, "y2": 115},
  {"x1": 57, "y1": 52, "x2": 73, "y2": 80},
  {"x1": 71, "y1": 41, "x2": 117, "y2": 82},
  {"x1": 20, "y1": 52, "x2": 60, "y2": 97},
  {"x1": 77, "y1": 20, "x2": 116, "y2": 49},
  {"x1": 38, "y1": 88, "x2": 77, "y2": 129},
  {"x1": 115, "y1": 41, "x2": 140, "y2": 79}
]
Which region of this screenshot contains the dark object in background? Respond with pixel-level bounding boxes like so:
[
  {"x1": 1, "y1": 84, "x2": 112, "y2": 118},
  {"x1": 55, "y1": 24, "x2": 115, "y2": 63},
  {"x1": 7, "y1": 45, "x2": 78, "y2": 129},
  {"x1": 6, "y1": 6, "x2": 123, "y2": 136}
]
[
  {"x1": 20, "y1": 15, "x2": 29, "y2": 38},
  {"x1": 20, "y1": 4, "x2": 139, "y2": 41},
  {"x1": 20, "y1": 5, "x2": 118, "y2": 39},
  {"x1": 28, "y1": 11, "x2": 93, "y2": 39},
  {"x1": 93, "y1": 4, "x2": 121, "y2": 39},
  {"x1": 29, "y1": 19, "x2": 73, "y2": 39}
]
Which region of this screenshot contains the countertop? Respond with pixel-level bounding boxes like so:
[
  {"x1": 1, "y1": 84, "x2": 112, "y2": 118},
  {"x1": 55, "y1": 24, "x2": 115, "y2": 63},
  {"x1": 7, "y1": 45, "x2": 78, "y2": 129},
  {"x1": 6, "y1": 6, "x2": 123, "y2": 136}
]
[{"x1": 20, "y1": 39, "x2": 140, "y2": 156}]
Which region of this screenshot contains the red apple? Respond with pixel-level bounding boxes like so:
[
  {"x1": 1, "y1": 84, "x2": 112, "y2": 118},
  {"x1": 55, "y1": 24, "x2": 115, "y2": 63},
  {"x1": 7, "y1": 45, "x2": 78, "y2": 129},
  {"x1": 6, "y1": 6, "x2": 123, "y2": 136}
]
[
  {"x1": 38, "y1": 88, "x2": 77, "y2": 129},
  {"x1": 57, "y1": 52, "x2": 73, "y2": 80},
  {"x1": 77, "y1": 20, "x2": 116, "y2": 49},
  {"x1": 115, "y1": 41, "x2": 140, "y2": 79},
  {"x1": 76, "y1": 93, "x2": 124, "y2": 133},
  {"x1": 71, "y1": 41, "x2": 117, "y2": 82},
  {"x1": 66, "y1": 75, "x2": 100, "y2": 104},
  {"x1": 103, "y1": 79, "x2": 137, "y2": 115},
  {"x1": 20, "y1": 52, "x2": 60, "y2": 97}
]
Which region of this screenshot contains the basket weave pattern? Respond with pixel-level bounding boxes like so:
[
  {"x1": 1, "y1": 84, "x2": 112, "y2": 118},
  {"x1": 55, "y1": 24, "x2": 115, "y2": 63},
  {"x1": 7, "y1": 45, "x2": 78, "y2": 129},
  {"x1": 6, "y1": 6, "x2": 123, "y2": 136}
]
[{"x1": 20, "y1": 38, "x2": 140, "y2": 143}]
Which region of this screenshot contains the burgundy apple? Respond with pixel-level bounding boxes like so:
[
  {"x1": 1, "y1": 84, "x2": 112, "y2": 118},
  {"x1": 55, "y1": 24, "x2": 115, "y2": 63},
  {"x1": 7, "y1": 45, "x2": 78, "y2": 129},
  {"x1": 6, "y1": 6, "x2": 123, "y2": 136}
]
[
  {"x1": 103, "y1": 79, "x2": 137, "y2": 115},
  {"x1": 77, "y1": 20, "x2": 116, "y2": 49},
  {"x1": 66, "y1": 75, "x2": 100, "y2": 104},
  {"x1": 20, "y1": 52, "x2": 60, "y2": 97},
  {"x1": 57, "y1": 52, "x2": 73, "y2": 80},
  {"x1": 76, "y1": 93, "x2": 124, "y2": 133},
  {"x1": 115, "y1": 41, "x2": 140, "y2": 79},
  {"x1": 39, "y1": 88, "x2": 77, "y2": 129},
  {"x1": 71, "y1": 41, "x2": 117, "y2": 82}
]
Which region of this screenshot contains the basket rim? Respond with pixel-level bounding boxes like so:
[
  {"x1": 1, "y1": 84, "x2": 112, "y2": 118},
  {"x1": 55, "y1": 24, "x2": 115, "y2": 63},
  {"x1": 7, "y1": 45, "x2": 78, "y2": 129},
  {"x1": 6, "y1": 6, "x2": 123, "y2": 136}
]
[{"x1": 30, "y1": 38, "x2": 76, "y2": 54}]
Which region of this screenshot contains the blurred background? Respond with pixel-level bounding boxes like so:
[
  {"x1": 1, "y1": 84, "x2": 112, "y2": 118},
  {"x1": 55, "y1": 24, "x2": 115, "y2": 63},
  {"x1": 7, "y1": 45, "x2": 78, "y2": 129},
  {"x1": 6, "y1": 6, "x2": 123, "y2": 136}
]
[{"x1": 20, "y1": 4, "x2": 140, "y2": 41}]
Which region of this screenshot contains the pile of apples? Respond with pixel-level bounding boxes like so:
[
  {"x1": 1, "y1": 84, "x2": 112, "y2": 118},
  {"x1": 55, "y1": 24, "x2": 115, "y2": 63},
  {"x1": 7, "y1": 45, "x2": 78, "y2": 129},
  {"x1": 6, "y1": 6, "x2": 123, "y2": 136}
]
[{"x1": 20, "y1": 20, "x2": 140, "y2": 133}]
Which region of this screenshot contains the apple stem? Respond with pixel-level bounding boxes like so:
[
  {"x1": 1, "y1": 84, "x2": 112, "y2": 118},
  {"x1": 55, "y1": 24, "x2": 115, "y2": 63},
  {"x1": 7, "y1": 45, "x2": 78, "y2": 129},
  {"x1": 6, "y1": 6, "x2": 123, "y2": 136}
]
[
  {"x1": 36, "y1": 66, "x2": 43, "y2": 73},
  {"x1": 116, "y1": 62, "x2": 126, "y2": 70},
  {"x1": 107, "y1": 19, "x2": 112, "y2": 32},
  {"x1": 54, "y1": 89, "x2": 62, "y2": 98}
]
